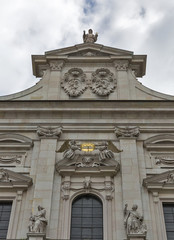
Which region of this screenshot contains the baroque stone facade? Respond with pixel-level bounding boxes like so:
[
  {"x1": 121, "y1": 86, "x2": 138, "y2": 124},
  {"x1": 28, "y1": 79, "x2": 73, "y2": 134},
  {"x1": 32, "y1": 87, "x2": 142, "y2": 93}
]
[{"x1": 0, "y1": 32, "x2": 174, "y2": 240}]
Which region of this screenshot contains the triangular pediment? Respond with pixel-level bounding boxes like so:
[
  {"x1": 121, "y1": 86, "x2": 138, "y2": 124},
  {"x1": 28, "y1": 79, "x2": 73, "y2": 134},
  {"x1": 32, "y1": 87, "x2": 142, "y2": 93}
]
[
  {"x1": 45, "y1": 43, "x2": 133, "y2": 57},
  {"x1": 0, "y1": 168, "x2": 32, "y2": 190},
  {"x1": 143, "y1": 170, "x2": 174, "y2": 190}
]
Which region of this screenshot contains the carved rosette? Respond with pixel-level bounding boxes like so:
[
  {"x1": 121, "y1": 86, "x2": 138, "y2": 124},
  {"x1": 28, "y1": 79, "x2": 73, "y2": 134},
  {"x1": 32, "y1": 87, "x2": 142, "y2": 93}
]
[
  {"x1": 91, "y1": 68, "x2": 117, "y2": 96},
  {"x1": 61, "y1": 68, "x2": 87, "y2": 97}
]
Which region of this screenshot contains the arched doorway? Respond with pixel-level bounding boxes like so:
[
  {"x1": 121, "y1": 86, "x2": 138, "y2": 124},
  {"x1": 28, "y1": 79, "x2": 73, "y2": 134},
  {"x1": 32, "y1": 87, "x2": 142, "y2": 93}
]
[{"x1": 70, "y1": 194, "x2": 103, "y2": 240}]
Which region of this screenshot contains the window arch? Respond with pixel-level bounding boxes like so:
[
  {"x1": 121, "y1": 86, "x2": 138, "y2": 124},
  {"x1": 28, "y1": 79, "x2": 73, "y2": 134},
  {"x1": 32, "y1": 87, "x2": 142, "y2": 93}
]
[{"x1": 70, "y1": 194, "x2": 103, "y2": 240}]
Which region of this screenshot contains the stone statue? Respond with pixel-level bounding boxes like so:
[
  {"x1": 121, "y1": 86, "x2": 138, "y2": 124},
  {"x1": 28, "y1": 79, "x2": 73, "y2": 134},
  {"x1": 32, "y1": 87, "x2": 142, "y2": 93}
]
[
  {"x1": 83, "y1": 29, "x2": 98, "y2": 43},
  {"x1": 98, "y1": 141, "x2": 114, "y2": 161},
  {"x1": 28, "y1": 205, "x2": 48, "y2": 233},
  {"x1": 124, "y1": 204, "x2": 147, "y2": 235},
  {"x1": 63, "y1": 140, "x2": 80, "y2": 160},
  {"x1": 0, "y1": 169, "x2": 10, "y2": 182}
]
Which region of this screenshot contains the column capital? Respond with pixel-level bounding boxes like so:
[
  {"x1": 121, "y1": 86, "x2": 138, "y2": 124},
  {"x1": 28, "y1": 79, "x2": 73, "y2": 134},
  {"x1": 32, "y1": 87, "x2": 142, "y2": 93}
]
[
  {"x1": 114, "y1": 60, "x2": 129, "y2": 71},
  {"x1": 49, "y1": 60, "x2": 65, "y2": 71},
  {"x1": 115, "y1": 126, "x2": 140, "y2": 139}
]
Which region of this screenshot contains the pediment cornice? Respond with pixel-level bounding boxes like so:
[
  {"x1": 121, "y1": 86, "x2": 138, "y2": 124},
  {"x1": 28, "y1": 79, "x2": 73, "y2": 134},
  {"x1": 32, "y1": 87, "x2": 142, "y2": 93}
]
[
  {"x1": 143, "y1": 170, "x2": 174, "y2": 190},
  {"x1": 0, "y1": 168, "x2": 32, "y2": 190},
  {"x1": 32, "y1": 43, "x2": 146, "y2": 78}
]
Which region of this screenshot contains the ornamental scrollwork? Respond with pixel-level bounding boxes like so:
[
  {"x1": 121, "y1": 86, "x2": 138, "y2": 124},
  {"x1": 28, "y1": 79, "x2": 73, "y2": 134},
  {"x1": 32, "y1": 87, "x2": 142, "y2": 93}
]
[
  {"x1": 37, "y1": 126, "x2": 62, "y2": 138},
  {"x1": 61, "y1": 68, "x2": 87, "y2": 97},
  {"x1": 91, "y1": 68, "x2": 117, "y2": 96}
]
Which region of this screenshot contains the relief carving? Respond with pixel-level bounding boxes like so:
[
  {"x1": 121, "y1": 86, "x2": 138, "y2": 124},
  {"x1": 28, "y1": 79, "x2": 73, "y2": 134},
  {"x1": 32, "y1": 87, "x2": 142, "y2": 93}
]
[
  {"x1": 61, "y1": 68, "x2": 87, "y2": 97},
  {"x1": 115, "y1": 126, "x2": 140, "y2": 138},
  {"x1": 37, "y1": 126, "x2": 62, "y2": 138},
  {"x1": 0, "y1": 155, "x2": 22, "y2": 164},
  {"x1": 166, "y1": 173, "x2": 174, "y2": 183},
  {"x1": 28, "y1": 205, "x2": 48, "y2": 233},
  {"x1": 49, "y1": 60, "x2": 65, "y2": 71},
  {"x1": 155, "y1": 156, "x2": 174, "y2": 165},
  {"x1": 114, "y1": 60, "x2": 129, "y2": 71},
  {"x1": 124, "y1": 204, "x2": 147, "y2": 236},
  {"x1": 91, "y1": 68, "x2": 116, "y2": 96},
  {"x1": 56, "y1": 140, "x2": 120, "y2": 170},
  {"x1": 0, "y1": 169, "x2": 10, "y2": 182}
]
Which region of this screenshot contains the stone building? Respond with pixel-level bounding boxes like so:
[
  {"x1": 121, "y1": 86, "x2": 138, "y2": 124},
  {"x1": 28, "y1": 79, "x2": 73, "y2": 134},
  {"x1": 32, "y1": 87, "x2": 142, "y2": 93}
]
[{"x1": 0, "y1": 30, "x2": 174, "y2": 240}]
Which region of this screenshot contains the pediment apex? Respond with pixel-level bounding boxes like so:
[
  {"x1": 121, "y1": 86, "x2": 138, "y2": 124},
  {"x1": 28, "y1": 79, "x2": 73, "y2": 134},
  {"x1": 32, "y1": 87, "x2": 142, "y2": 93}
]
[
  {"x1": 45, "y1": 43, "x2": 133, "y2": 57},
  {"x1": 0, "y1": 168, "x2": 32, "y2": 189},
  {"x1": 143, "y1": 170, "x2": 174, "y2": 189}
]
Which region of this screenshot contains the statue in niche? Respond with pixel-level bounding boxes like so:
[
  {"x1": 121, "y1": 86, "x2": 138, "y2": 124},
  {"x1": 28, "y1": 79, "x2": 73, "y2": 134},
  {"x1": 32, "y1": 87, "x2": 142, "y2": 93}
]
[
  {"x1": 124, "y1": 204, "x2": 147, "y2": 235},
  {"x1": 83, "y1": 29, "x2": 98, "y2": 43},
  {"x1": 28, "y1": 205, "x2": 48, "y2": 233}
]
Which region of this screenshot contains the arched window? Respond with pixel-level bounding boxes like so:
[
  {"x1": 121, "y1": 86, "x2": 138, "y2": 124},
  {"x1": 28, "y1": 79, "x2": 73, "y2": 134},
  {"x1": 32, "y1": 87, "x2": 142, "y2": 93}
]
[{"x1": 70, "y1": 194, "x2": 103, "y2": 240}]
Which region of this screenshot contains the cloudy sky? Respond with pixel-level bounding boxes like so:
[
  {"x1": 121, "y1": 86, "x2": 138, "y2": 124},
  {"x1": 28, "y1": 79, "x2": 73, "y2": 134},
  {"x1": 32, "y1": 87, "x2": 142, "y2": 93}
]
[{"x1": 1, "y1": 0, "x2": 174, "y2": 96}]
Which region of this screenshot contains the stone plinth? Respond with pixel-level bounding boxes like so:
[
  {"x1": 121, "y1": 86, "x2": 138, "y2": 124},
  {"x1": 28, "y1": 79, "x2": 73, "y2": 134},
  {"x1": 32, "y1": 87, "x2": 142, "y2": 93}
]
[
  {"x1": 127, "y1": 234, "x2": 146, "y2": 240},
  {"x1": 27, "y1": 232, "x2": 46, "y2": 240}
]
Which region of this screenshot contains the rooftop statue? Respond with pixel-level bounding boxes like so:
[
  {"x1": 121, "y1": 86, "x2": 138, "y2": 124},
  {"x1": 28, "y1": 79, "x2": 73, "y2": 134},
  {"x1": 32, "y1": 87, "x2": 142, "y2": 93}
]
[{"x1": 83, "y1": 29, "x2": 98, "y2": 43}]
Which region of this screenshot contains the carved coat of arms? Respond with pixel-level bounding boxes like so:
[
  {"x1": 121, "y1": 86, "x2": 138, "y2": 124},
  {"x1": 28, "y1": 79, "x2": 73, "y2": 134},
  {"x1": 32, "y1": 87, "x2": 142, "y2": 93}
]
[
  {"x1": 91, "y1": 68, "x2": 117, "y2": 96},
  {"x1": 61, "y1": 68, "x2": 87, "y2": 97}
]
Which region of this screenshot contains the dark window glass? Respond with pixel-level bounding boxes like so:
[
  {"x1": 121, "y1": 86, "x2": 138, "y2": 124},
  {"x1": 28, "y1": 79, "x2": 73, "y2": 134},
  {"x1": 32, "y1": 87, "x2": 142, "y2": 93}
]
[
  {"x1": 70, "y1": 195, "x2": 103, "y2": 240},
  {"x1": 0, "y1": 202, "x2": 12, "y2": 239},
  {"x1": 163, "y1": 203, "x2": 174, "y2": 240}
]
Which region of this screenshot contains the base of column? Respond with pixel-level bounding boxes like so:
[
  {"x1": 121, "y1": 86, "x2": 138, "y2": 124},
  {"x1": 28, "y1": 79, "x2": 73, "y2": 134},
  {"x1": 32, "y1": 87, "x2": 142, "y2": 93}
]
[
  {"x1": 27, "y1": 232, "x2": 46, "y2": 240},
  {"x1": 127, "y1": 234, "x2": 146, "y2": 240}
]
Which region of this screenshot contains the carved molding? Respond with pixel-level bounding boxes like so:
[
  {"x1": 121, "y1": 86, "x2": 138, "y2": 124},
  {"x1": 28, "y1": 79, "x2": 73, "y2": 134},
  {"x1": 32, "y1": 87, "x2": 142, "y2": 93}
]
[
  {"x1": 61, "y1": 177, "x2": 114, "y2": 201},
  {"x1": 91, "y1": 68, "x2": 117, "y2": 96},
  {"x1": 49, "y1": 60, "x2": 65, "y2": 71},
  {"x1": 114, "y1": 60, "x2": 129, "y2": 71},
  {"x1": 155, "y1": 155, "x2": 174, "y2": 165},
  {"x1": 37, "y1": 126, "x2": 62, "y2": 138},
  {"x1": 0, "y1": 155, "x2": 22, "y2": 164},
  {"x1": 115, "y1": 126, "x2": 140, "y2": 138},
  {"x1": 61, "y1": 68, "x2": 87, "y2": 97}
]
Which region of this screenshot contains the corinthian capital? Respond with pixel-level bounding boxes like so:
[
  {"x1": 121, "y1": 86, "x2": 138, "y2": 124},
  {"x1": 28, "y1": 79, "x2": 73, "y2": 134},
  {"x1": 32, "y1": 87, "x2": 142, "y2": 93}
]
[{"x1": 114, "y1": 60, "x2": 129, "y2": 71}]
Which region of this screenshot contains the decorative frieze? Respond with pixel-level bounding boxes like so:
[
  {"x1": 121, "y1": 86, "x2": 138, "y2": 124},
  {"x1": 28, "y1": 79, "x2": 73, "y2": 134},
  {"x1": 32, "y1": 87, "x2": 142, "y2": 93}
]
[
  {"x1": 114, "y1": 60, "x2": 129, "y2": 71},
  {"x1": 37, "y1": 126, "x2": 62, "y2": 138},
  {"x1": 115, "y1": 126, "x2": 140, "y2": 138},
  {"x1": 155, "y1": 155, "x2": 174, "y2": 165},
  {"x1": 49, "y1": 60, "x2": 65, "y2": 71},
  {"x1": 91, "y1": 68, "x2": 117, "y2": 96}
]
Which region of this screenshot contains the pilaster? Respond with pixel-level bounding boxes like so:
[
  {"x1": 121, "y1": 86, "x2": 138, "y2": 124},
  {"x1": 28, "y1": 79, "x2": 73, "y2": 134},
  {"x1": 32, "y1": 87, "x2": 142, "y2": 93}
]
[{"x1": 115, "y1": 127, "x2": 142, "y2": 210}]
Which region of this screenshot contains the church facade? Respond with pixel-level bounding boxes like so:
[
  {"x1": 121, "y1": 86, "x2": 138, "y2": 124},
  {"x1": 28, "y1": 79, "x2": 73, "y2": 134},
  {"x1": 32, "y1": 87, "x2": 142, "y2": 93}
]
[{"x1": 0, "y1": 31, "x2": 174, "y2": 240}]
